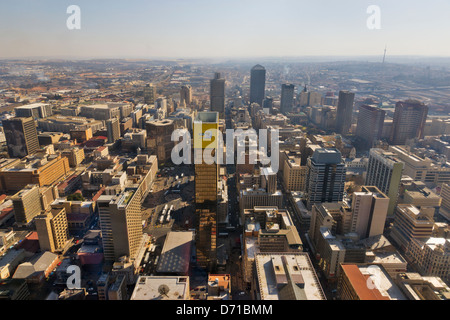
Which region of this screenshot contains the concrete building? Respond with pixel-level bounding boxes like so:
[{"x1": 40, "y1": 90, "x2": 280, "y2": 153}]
[
  {"x1": 253, "y1": 253, "x2": 326, "y2": 300},
  {"x1": 106, "y1": 117, "x2": 120, "y2": 144},
  {"x1": 97, "y1": 165, "x2": 155, "y2": 262},
  {"x1": 143, "y1": 83, "x2": 157, "y2": 105},
  {"x1": 390, "y1": 204, "x2": 434, "y2": 251},
  {"x1": 37, "y1": 116, "x2": 103, "y2": 134},
  {"x1": 35, "y1": 207, "x2": 70, "y2": 253},
  {"x1": 396, "y1": 272, "x2": 450, "y2": 300},
  {"x1": 180, "y1": 85, "x2": 192, "y2": 107},
  {"x1": 61, "y1": 147, "x2": 85, "y2": 167},
  {"x1": 14, "y1": 103, "x2": 52, "y2": 119},
  {"x1": 337, "y1": 264, "x2": 406, "y2": 300},
  {"x1": 365, "y1": 148, "x2": 404, "y2": 216},
  {"x1": 390, "y1": 100, "x2": 428, "y2": 145},
  {"x1": 207, "y1": 274, "x2": 231, "y2": 300},
  {"x1": 350, "y1": 186, "x2": 389, "y2": 239},
  {"x1": 0, "y1": 154, "x2": 70, "y2": 192},
  {"x1": 2, "y1": 117, "x2": 40, "y2": 158},
  {"x1": 389, "y1": 145, "x2": 450, "y2": 187},
  {"x1": 281, "y1": 151, "x2": 307, "y2": 192},
  {"x1": 306, "y1": 148, "x2": 346, "y2": 210},
  {"x1": 11, "y1": 184, "x2": 42, "y2": 226},
  {"x1": 130, "y1": 276, "x2": 190, "y2": 300},
  {"x1": 405, "y1": 237, "x2": 450, "y2": 282},
  {"x1": 440, "y1": 183, "x2": 450, "y2": 220}
]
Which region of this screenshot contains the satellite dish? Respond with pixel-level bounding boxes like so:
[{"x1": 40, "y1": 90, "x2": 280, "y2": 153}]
[{"x1": 158, "y1": 284, "x2": 170, "y2": 297}]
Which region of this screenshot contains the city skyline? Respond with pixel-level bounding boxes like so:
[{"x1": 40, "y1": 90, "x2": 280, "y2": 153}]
[{"x1": 2, "y1": 0, "x2": 450, "y2": 59}]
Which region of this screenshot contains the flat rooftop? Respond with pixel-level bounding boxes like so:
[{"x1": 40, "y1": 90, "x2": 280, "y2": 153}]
[
  {"x1": 156, "y1": 231, "x2": 193, "y2": 274},
  {"x1": 255, "y1": 253, "x2": 326, "y2": 300},
  {"x1": 130, "y1": 276, "x2": 189, "y2": 300}
]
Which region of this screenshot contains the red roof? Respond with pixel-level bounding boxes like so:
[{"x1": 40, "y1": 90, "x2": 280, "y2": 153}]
[{"x1": 341, "y1": 265, "x2": 389, "y2": 300}]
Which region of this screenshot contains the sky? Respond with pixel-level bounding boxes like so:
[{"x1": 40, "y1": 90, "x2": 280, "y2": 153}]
[{"x1": 1, "y1": 0, "x2": 450, "y2": 59}]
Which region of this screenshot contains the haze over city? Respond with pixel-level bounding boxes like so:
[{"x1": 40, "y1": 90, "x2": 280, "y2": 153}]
[
  {"x1": 0, "y1": 0, "x2": 449, "y2": 308},
  {"x1": 1, "y1": 0, "x2": 450, "y2": 59}
]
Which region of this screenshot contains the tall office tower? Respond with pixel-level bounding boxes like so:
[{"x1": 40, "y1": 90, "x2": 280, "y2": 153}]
[
  {"x1": 180, "y1": 85, "x2": 192, "y2": 107},
  {"x1": 335, "y1": 91, "x2": 355, "y2": 135},
  {"x1": 365, "y1": 148, "x2": 404, "y2": 217},
  {"x1": 143, "y1": 83, "x2": 157, "y2": 105},
  {"x1": 11, "y1": 184, "x2": 43, "y2": 226},
  {"x1": 306, "y1": 149, "x2": 346, "y2": 210},
  {"x1": 35, "y1": 207, "x2": 69, "y2": 253},
  {"x1": 249, "y1": 64, "x2": 266, "y2": 107},
  {"x1": 280, "y1": 84, "x2": 295, "y2": 114},
  {"x1": 390, "y1": 100, "x2": 428, "y2": 145},
  {"x1": 2, "y1": 117, "x2": 39, "y2": 158},
  {"x1": 106, "y1": 118, "x2": 120, "y2": 143},
  {"x1": 355, "y1": 105, "x2": 386, "y2": 147},
  {"x1": 97, "y1": 174, "x2": 149, "y2": 261},
  {"x1": 210, "y1": 73, "x2": 225, "y2": 117},
  {"x1": 194, "y1": 112, "x2": 219, "y2": 271},
  {"x1": 350, "y1": 186, "x2": 389, "y2": 239}
]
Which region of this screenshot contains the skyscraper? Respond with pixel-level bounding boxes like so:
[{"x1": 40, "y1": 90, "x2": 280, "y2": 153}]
[
  {"x1": 143, "y1": 83, "x2": 157, "y2": 105},
  {"x1": 365, "y1": 148, "x2": 404, "y2": 216},
  {"x1": 280, "y1": 84, "x2": 295, "y2": 114},
  {"x1": 390, "y1": 100, "x2": 428, "y2": 145},
  {"x1": 96, "y1": 166, "x2": 155, "y2": 261},
  {"x1": 306, "y1": 148, "x2": 346, "y2": 210},
  {"x1": 210, "y1": 73, "x2": 225, "y2": 117},
  {"x1": 35, "y1": 207, "x2": 69, "y2": 253},
  {"x1": 249, "y1": 64, "x2": 266, "y2": 107},
  {"x1": 335, "y1": 90, "x2": 355, "y2": 135},
  {"x1": 180, "y1": 85, "x2": 192, "y2": 107},
  {"x1": 106, "y1": 118, "x2": 120, "y2": 143},
  {"x1": 350, "y1": 186, "x2": 389, "y2": 239},
  {"x1": 2, "y1": 117, "x2": 39, "y2": 158},
  {"x1": 355, "y1": 105, "x2": 385, "y2": 147},
  {"x1": 194, "y1": 112, "x2": 219, "y2": 270}
]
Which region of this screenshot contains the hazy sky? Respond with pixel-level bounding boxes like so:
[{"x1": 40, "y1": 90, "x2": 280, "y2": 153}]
[{"x1": 1, "y1": 0, "x2": 450, "y2": 59}]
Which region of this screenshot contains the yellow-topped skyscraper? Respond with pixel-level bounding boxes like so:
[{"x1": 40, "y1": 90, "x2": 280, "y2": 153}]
[{"x1": 194, "y1": 111, "x2": 220, "y2": 271}]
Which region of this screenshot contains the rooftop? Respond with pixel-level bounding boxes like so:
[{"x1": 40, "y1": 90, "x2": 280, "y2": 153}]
[{"x1": 130, "y1": 276, "x2": 189, "y2": 300}]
